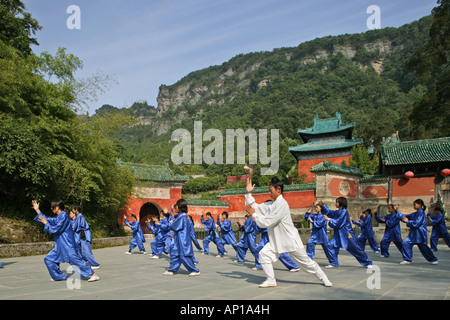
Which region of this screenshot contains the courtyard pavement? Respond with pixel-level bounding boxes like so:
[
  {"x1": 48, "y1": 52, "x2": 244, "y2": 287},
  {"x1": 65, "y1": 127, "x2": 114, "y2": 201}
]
[{"x1": 1, "y1": 242, "x2": 449, "y2": 303}]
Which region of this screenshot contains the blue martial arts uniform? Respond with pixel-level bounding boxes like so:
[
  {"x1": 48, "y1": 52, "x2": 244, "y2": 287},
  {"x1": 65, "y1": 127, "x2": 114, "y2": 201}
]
[
  {"x1": 305, "y1": 211, "x2": 334, "y2": 262},
  {"x1": 216, "y1": 216, "x2": 238, "y2": 252},
  {"x1": 375, "y1": 210, "x2": 404, "y2": 257},
  {"x1": 201, "y1": 216, "x2": 225, "y2": 255},
  {"x1": 235, "y1": 217, "x2": 258, "y2": 262},
  {"x1": 401, "y1": 209, "x2": 438, "y2": 263},
  {"x1": 125, "y1": 219, "x2": 146, "y2": 252},
  {"x1": 352, "y1": 215, "x2": 380, "y2": 253},
  {"x1": 35, "y1": 211, "x2": 94, "y2": 281},
  {"x1": 71, "y1": 213, "x2": 100, "y2": 267},
  {"x1": 167, "y1": 212, "x2": 199, "y2": 273},
  {"x1": 254, "y1": 225, "x2": 299, "y2": 270},
  {"x1": 149, "y1": 221, "x2": 166, "y2": 255},
  {"x1": 428, "y1": 212, "x2": 450, "y2": 251},
  {"x1": 322, "y1": 204, "x2": 372, "y2": 267},
  {"x1": 190, "y1": 220, "x2": 203, "y2": 251},
  {"x1": 159, "y1": 216, "x2": 172, "y2": 254}
]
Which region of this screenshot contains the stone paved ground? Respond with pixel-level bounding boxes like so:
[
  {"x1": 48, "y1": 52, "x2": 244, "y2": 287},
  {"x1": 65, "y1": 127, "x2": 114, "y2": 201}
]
[{"x1": 1, "y1": 243, "x2": 449, "y2": 303}]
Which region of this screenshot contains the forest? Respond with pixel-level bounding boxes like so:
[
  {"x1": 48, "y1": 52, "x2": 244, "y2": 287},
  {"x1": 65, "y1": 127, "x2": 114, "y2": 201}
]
[{"x1": 107, "y1": 4, "x2": 448, "y2": 195}]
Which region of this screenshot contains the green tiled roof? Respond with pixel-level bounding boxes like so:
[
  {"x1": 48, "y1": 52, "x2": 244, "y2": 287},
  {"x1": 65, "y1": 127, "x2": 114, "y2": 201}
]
[
  {"x1": 310, "y1": 159, "x2": 364, "y2": 176},
  {"x1": 118, "y1": 161, "x2": 190, "y2": 182},
  {"x1": 360, "y1": 174, "x2": 389, "y2": 183},
  {"x1": 289, "y1": 138, "x2": 363, "y2": 153},
  {"x1": 380, "y1": 137, "x2": 450, "y2": 166},
  {"x1": 297, "y1": 112, "x2": 355, "y2": 139},
  {"x1": 219, "y1": 183, "x2": 316, "y2": 196},
  {"x1": 186, "y1": 199, "x2": 229, "y2": 207}
]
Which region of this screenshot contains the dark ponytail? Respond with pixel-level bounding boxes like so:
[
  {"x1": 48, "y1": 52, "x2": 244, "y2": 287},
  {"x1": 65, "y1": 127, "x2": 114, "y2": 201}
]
[{"x1": 414, "y1": 199, "x2": 426, "y2": 211}]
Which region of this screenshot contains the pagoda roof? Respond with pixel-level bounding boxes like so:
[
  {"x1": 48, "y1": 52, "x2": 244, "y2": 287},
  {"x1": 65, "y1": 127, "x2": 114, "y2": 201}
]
[
  {"x1": 380, "y1": 136, "x2": 450, "y2": 166},
  {"x1": 118, "y1": 161, "x2": 190, "y2": 182},
  {"x1": 297, "y1": 112, "x2": 356, "y2": 142},
  {"x1": 289, "y1": 138, "x2": 363, "y2": 154},
  {"x1": 310, "y1": 159, "x2": 364, "y2": 176}
]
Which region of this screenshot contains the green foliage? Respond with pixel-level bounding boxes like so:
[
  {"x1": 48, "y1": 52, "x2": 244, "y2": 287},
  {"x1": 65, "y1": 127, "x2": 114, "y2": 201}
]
[
  {"x1": 182, "y1": 176, "x2": 226, "y2": 194},
  {"x1": 0, "y1": 0, "x2": 41, "y2": 56},
  {"x1": 107, "y1": 15, "x2": 437, "y2": 183},
  {"x1": 349, "y1": 145, "x2": 379, "y2": 175},
  {"x1": 408, "y1": 0, "x2": 450, "y2": 139}
]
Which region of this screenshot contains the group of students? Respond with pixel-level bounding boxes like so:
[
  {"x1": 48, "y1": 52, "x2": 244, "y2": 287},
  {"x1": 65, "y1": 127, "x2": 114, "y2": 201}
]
[
  {"x1": 122, "y1": 177, "x2": 332, "y2": 288},
  {"x1": 304, "y1": 198, "x2": 450, "y2": 267},
  {"x1": 25, "y1": 176, "x2": 449, "y2": 288},
  {"x1": 30, "y1": 200, "x2": 100, "y2": 282}
]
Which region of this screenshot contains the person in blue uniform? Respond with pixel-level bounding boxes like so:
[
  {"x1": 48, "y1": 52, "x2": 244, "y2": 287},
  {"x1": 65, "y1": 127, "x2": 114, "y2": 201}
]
[
  {"x1": 319, "y1": 197, "x2": 373, "y2": 268},
  {"x1": 234, "y1": 214, "x2": 258, "y2": 263},
  {"x1": 400, "y1": 199, "x2": 438, "y2": 265},
  {"x1": 374, "y1": 204, "x2": 404, "y2": 258},
  {"x1": 32, "y1": 200, "x2": 99, "y2": 282},
  {"x1": 163, "y1": 199, "x2": 200, "y2": 276},
  {"x1": 427, "y1": 206, "x2": 450, "y2": 251},
  {"x1": 201, "y1": 212, "x2": 225, "y2": 257},
  {"x1": 69, "y1": 204, "x2": 100, "y2": 269},
  {"x1": 148, "y1": 215, "x2": 166, "y2": 258},
  {"x1": 305, "y1": 202, "x2": 334, "y2": 263},
  {"x1": 352, "y1": 209, "x2": 380, "y2": 253},
  {"x1": 188, "y1": 215, "x2": 202, "y2": 252},
  {"x1": 124, "y1": 214, "x2": 147, "y2": 254},
  {"x1": 159, "y1": 210, "x2": 173, "y2": 255},
  {"x1": 217, "y1": 211, "x2": 238, "y2": 256}
]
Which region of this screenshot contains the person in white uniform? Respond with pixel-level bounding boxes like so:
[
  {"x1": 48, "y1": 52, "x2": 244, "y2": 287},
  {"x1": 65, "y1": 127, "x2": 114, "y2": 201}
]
[{"x1": 245, "y1": 176, "x2": 332, "y2": 288}]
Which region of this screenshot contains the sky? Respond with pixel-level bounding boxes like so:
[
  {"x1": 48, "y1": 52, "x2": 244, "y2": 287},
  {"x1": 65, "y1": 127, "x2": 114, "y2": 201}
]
[{"x1": 22, "y1": 0, "x2": 438, "y2": 115}]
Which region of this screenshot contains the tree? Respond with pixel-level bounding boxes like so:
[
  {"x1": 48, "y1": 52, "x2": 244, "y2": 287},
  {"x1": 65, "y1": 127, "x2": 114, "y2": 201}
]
[
  {"x1": 0, "y1": 0, "x2": 41, "y2": 56},
  {"x1": 408, "y1": 0, "x2": 450, "y2": 139},
  {"x1": 0, "y1": 2, "x2": 134, "y2": 236},
  {"x1": 350, "y1": 144, "x2": 378, "y2": 175}
]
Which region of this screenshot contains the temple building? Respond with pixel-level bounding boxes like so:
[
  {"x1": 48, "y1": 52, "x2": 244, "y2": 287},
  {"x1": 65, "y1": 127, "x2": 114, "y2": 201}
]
[
  {"x1": 288, "y1": 112, "x2": 363, "y2": 182},
  {"x1": 117, "y1": 114, "x2": 450, "y2": 231},
  {"x1": 379, "y1": 136, "x2": 450, "y2": 208}
]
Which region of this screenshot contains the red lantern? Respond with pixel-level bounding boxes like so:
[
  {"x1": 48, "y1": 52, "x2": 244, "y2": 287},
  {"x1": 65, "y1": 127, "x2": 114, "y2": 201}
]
[
  {"x1": 441, "y1": 168, "x2": 450, "y2": 176},
  {"x1": 404, "y1": 171, "x2": 414, "y2": 179}
]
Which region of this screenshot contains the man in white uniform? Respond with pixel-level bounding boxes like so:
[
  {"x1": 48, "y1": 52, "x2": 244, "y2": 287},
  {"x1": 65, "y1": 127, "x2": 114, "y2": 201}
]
[{"x1": 245, "y1": 176, "x2": 332, "y2": 288}]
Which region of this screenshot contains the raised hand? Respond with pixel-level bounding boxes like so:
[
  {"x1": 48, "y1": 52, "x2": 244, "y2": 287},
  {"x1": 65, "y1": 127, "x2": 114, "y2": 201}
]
[{"x1": 246, "y1": 176, "x2": 255, "y2": 194}]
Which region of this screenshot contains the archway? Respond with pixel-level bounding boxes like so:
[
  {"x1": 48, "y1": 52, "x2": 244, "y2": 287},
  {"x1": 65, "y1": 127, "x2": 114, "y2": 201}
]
[{"x1": 139, "y1": 202, "x2": 162, "y2": 234}]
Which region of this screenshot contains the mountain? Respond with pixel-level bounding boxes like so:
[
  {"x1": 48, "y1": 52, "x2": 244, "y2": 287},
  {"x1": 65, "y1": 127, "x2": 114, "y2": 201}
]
[{"x1": 100, "y1": 15, "x2": 433, "y2": 178}]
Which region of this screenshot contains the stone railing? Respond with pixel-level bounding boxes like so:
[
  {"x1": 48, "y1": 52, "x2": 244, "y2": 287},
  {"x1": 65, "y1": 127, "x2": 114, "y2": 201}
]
[{"x1": 0, "y1": 236, "x2": 133, "y2": 258}]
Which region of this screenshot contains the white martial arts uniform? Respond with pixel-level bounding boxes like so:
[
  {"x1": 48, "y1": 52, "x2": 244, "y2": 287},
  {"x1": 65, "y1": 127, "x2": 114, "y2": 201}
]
[{"x1": 246, "y1": 193, "x2": 330, "y2": 286}]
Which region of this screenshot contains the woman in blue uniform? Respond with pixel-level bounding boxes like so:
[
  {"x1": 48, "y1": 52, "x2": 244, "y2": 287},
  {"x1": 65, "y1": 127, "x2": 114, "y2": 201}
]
[
  {"x1": 188, "y1": 215, "x2": 203, "y2": 252},
  {"x1": 32, "y1": 200, "x2": 99, "y2": 282},
  {"x1": 217, "y1": 211, "x2": 238, "y2": 256},
  {"x1": 305, "y1": 202, "x2": 334, "y2": 263},
  {"x1": 159, "y1": 210, "x2": 172, "y2": 255},
  {"x1": 374, "y1": 204, "x2": 404, "y2": 258},
  {"x1": 124, "y1": 214, "x2": 147, "y2": 254},
  {"x1": 427, "y1": 206, "x2": 450, "y2": 251},
  {"x1": 201, "y1": 212, "x2": 225, "y2": 256},
  {"x1": 400, "y1": 199, "x2": 438, "y2": 265},
  {"x1": 352, "y1": 209, "x2": 380, "y2": 253},
  {"x1": 319, "y1": 197, "x2": 373, "y2": 268},
  {"x1": 163, "y1": 199, "x2": 200, "y2": 276},
  {"x1": 234, "y1": 214, "x2": 258, "y2": 263},
  {"x1": 69, "y1": 204, "x2": 100, "y2": 268},
  {"x1": 148, "y1": 215, "x2": 166, "y2": 258}
]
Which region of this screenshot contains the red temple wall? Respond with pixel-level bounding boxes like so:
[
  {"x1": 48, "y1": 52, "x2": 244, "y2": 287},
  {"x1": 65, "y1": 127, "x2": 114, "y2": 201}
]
[
  {"x1": 298, "y1": 155, "x2": 353, "y2": 182},
  {"x1": 391, "y1": 177, "x2": 435, "y2": 212}
]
